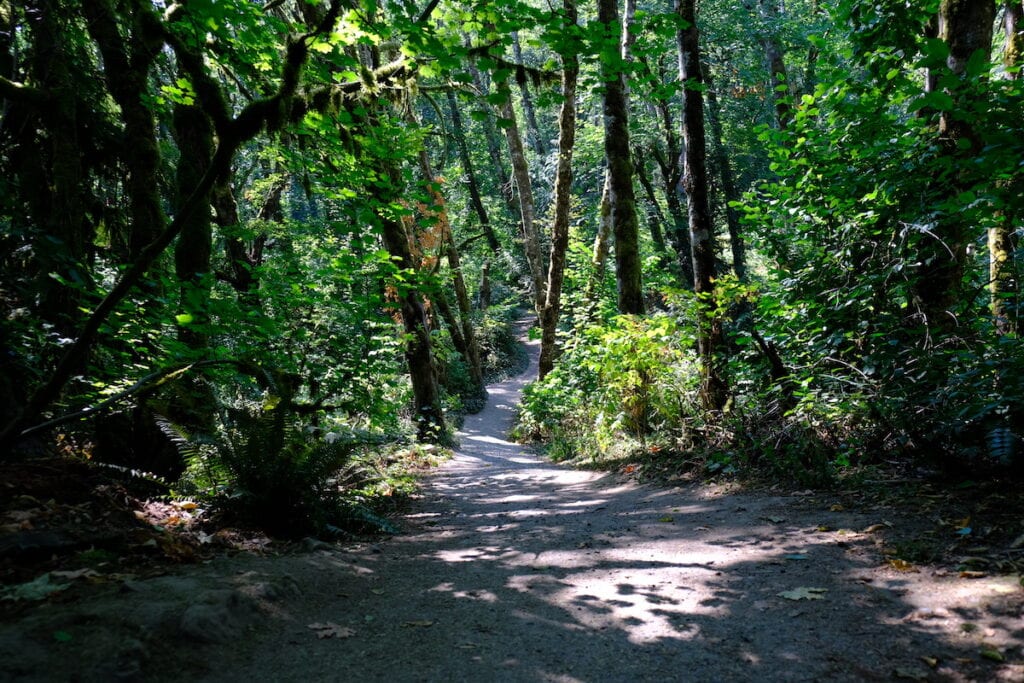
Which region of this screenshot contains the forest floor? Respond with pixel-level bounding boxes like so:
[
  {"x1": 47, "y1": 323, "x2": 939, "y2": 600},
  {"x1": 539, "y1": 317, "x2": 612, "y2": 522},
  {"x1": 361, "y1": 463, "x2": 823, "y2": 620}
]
[{"x1": 2, "y1": 330, "x2": 1024, "y2": 682}]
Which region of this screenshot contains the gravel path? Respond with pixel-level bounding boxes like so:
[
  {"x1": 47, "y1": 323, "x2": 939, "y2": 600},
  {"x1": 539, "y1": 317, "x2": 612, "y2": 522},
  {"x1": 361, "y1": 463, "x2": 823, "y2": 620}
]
[{"x1": 2, "y1": 330, "x2": 1021, "y2": 681}]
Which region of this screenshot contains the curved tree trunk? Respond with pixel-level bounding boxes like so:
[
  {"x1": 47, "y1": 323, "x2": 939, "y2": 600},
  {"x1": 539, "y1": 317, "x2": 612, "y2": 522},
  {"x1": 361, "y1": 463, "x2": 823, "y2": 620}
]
[
  {"x1": 512, "y1": 32, "x2": 547, "y2": 157},
  {"x1": 468, "y1": 65, "x2": 516, "y2": 212},
  {"x1": 497, "y1": 80, "x2": 545, "y2": 316},
  {"x1": 376, "y1": 162, "x2": 447, "y2": 441},
  {"x1": 446, "y1": 88, "x2": 501, "y2": 254}
]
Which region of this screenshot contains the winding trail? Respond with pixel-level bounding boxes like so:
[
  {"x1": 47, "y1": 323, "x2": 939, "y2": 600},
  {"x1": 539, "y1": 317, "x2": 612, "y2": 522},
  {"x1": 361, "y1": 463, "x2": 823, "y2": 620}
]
[
  {"x1": 210, "y1": 330, "x2": 1021, "y2": 682},
  {"x1": 7, "y1": 327, "x2": 1017, "y2": 681}
]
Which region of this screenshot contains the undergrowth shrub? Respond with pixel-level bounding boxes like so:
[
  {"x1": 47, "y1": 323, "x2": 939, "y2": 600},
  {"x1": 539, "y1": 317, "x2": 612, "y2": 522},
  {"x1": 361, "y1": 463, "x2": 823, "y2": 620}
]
[{"x1": 516, "y1": 314, "x2": 700, "y2": 462}]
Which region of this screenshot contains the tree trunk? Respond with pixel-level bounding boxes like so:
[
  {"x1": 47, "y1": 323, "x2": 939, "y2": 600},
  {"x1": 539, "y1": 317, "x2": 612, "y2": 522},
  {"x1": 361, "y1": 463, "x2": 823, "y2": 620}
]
[
  {"x1": 82, "y1": 0, "x2": 166, "y2": 260},
  {"x1": 587, "y1": 171, "x2": 613, "y2": 302},
  {"x1": 446, "y1": 88, "x2": 500, "y2": 253},
  {"x1": 752, "y1": 0, "x2": 793, "y2": 129},
  {"x1": 376, "y1": 162, "x2": 446, "y2": 441},
  {"x1": 646, "y1": 56, "x2": 694, "y2": 286},
  {"x1": 633, "y1": 153, "x2": 670, "y2": 260},
  {"x1": 990, "y1": 1, "x2": 1023, "y2": 333},
  {"x1": 677, "y1": 0, "x2": 728, "y2": 412},
  {"x1": 468, "y1": 64, "x2": 516, "y2": 211},
  {"x1": 26, "y1": 0, "x2": 89, "y2": 331},
  {"x1": 599, "y1": 0, "x2": 644, "y2": 315},
  {"x1": 172, "y1": 99, "x2": 214, "y2": 350},
  {"x1": 512, "y1": 32, "x2": 547, "y2": 157},
  {"x1": 497, "y1": 80, "x2": 546, "y2": 316},
  {"x1": 704, "y1": 63, "x2": 747, "y2": 281},
  {"x1": 479, "y1": 261, "x2": 492, "y2": 310},
  {"x1": 539, "y1": 0, "x2": 579, "y2": 379},
  {"x1": 213, "y1": 179, "x2": 265, "y2": 309},
  {"x1": 911, "y1": 0, "x2": 996, "y2": 332},
  {"x1": 415, "y1": 150, "x2": 487, "y2": 404}
]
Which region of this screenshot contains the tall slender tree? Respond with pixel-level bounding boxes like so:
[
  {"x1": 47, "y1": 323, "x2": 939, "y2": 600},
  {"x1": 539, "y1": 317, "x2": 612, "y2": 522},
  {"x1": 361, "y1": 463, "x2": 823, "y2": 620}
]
[
  {"x1": 989, "y1": 1, "x2": 1023, "y2": 333},
  {"x1": 599, "y1": 0, "x2": 644, "y2": 314},
  {"x1": 677, "y1": 0, "x2": 727, "y2": 411},
  {"x1": 539, "y1": 0, "x2": 579, "y2": 379},
  {"x1": 910, "y1": 0, "x2": 996, "y2": 333}
]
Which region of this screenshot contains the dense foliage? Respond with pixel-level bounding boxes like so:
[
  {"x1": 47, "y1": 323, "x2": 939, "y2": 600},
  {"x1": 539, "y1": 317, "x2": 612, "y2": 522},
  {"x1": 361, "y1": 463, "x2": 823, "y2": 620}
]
[{"x1": 0, "y1": 0, "x2": 1020, "y2": 532}]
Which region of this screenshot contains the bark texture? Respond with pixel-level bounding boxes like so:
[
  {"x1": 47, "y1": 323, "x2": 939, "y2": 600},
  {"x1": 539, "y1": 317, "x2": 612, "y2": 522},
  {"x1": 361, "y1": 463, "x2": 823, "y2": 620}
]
[
  {"x1": 539, "y1": 0, "x2": 579, "y2": 379},
  {"x1": 911, "y1": 0, "x2": 996, "y2": 332},
  {"x1": 599, "y1": 0, "x2": 644, "y2": 315},
  {"x1": 446, "y1": 89, "x2": 500, "y2": 253},
  {"x1": 677, "y1": 0, "x2": 728, "y2": 411},
  {"x1": 989, "y1": 1, "x2": 1023, "y2": 332},
  {"x1": 498, "y1": 81, "x2": 545, "y2": 316}
]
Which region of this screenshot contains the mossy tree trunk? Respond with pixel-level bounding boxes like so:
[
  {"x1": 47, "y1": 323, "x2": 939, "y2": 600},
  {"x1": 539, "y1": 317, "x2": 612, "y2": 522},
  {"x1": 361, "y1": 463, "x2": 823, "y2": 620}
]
[
  {"x1": 539, "y1": 0, "x2": 579, "y2": 379},
  {"x1": 599, "y1": 0, "x2": 643, "y2": 315}
]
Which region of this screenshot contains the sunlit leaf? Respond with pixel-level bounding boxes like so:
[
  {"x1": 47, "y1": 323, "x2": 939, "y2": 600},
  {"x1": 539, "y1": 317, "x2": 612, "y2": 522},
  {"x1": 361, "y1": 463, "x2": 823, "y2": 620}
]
[{"x1": 777, "y1": 587, "x2": 827, "y2": 601}]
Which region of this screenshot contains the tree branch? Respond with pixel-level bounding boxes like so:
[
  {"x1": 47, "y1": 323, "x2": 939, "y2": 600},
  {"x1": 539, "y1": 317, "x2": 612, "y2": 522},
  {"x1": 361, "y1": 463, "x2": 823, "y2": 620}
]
[{"x1": 0, "y1": 76, "x2": 50, "y2": 105}]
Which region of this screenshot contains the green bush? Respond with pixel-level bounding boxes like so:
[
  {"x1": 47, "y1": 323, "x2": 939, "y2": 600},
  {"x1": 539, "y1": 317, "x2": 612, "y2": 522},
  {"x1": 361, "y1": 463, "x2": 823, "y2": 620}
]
[{"x1": 517, "y1": 314, "x2": 700, "y2": 461}]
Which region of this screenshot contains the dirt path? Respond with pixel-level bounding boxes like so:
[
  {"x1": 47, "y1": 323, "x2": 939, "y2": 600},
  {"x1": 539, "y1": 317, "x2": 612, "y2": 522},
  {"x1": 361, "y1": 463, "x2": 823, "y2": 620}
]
[{"x1": 2, "y1": 331, "x2": 1022, "y2": 681}]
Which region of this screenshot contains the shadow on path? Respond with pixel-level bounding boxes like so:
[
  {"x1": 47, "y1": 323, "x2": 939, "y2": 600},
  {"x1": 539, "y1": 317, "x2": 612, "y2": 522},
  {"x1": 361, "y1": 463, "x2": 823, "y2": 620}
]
[{"x1": 218, "y1": 327, "x2": 1023, "y2": 682}]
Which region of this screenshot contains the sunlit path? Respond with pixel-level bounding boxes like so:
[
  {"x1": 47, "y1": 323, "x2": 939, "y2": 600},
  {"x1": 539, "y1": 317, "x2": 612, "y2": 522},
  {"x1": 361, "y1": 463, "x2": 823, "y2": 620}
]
[{"x1": 208, "y1": 327, "x2": 1022, "y2": 682}]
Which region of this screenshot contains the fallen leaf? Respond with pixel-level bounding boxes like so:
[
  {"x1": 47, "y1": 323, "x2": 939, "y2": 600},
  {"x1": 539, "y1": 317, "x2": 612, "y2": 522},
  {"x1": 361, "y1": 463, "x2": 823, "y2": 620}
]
[
  {"x1": 402, "y1": 620, "x2": 435, "y2": 628},
  {"x1": 370, "y1": 589, "x2": 385, "y2": 595},
  {"x1": 307, "y1": 622, "x2": 355, "y2": 639},
  {"x1": 920, "y1": 656, "x2": 939, "y2": 669},
  {"x1": 888, "y1": 559, "x2": 916, "y2": 572},
  {"x1": 777, "y1": 587, "x2": 827, "y2": 601},
  {"x1": 816, "y1": 525, "x2": 832, "y2": 532},
  {"x1": 658, "y1": 516, "x2": 674, "y2": 523},
  {"x1": 52, "y1": 631, "x2": 73, "y2": 643},
  {"x1": 959, "y1": 570, "x2": 987, "y2": 579},
  {"x1": 829, "y1": 504, "x2": 845, "y2": 512},
  {"x1": 862, "y1": 523, "x2": 891, "y2": 534},
  {"x1": 980, "y1": 648, "x2": 1005, "y2": 662}
]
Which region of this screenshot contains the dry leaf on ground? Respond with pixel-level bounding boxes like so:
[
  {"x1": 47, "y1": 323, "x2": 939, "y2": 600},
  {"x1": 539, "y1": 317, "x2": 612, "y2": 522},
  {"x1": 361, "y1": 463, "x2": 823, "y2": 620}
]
[
  {"x1": 308, "y1": 622, "x2": 356, "y2": 639},
  {"x1": 778, "y1": 587, "x2": 827, "y2": 601}
]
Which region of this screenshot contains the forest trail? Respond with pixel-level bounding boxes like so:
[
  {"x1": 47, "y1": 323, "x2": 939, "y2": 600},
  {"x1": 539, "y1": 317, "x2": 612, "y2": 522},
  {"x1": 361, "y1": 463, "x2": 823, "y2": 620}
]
[{"x1": 2, "y1": 329, "x2": 1021, "y2": 681}]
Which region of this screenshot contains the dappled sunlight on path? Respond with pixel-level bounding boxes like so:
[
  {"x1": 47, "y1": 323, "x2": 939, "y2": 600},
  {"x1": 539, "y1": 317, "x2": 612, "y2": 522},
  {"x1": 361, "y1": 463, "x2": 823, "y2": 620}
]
[{"x1": 217, "y1": 323, "x2": 1023, "y2": 682}]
